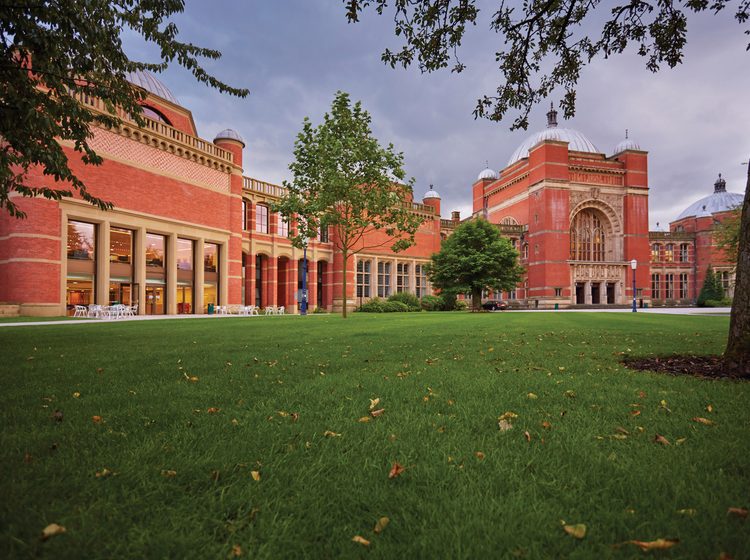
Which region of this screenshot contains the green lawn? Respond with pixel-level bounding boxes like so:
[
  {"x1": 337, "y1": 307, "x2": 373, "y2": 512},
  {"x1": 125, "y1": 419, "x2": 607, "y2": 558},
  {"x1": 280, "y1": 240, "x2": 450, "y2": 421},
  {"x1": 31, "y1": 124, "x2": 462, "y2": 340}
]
[{"x1": 1, "y1": 313, "x2": 747, "y2": 558}]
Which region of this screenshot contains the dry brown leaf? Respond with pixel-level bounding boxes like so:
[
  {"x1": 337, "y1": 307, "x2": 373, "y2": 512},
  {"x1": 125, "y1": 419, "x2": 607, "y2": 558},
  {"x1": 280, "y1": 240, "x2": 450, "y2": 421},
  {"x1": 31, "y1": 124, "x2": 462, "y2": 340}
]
[
  {"x1": 323, "y1": 430, "x2": 342, "y2": 437},
  {"x1": 373, "y1": 516, "x2": 390, "y2": 534},
  {"x1": 358, "y1": 416, "x2": 371, "y2": 423},
  {"x1": 727, "y1": 507, "x2": 748, "y2": 519},
  {"x1": 370, "y1": 408, "x2": 385, "y2": 418},
  {"x1": 564, "y1": 390, "x2": 576, "y2": 398},
  {"x1": 40, "y1": 523, "x2": 66, "y2": 541},
  {"x1": 72, "y1": 392, "x2": 80, "y2": 398},
  {"x1": 498, "y1": 411, "x2": 518, "y2": 421},
  {"x1": 161, "y1": 469, "x2": 177, "y2": 477},
  {"x1": 638, "y1": 391, "x2": 647, "y2": 398},
  {"x1": 474, "y1": 451, "x2": 485, "y2": 460},
  {"x1": 653, "y1": 434, "x2": 671, "y2": 446},
  {"x1": 563, "y1": 524, "x2": 587, "y2": 539},
  {"x1": 277, "y1": 411, "x2": 289, "y2": 417},
  {"x1": 230, "y1": 544, "x2": 243, "y2": 557},
  {"x1": 676, "y1": 508, "x2": 696, "y2": 516},
  {"x1": 498, "y1": 419, "x2": 513, "y2": 432},
  {"x1": 251, "y1": 471, "x2": 261, "y2": 481},
  {"x1": 24, "y1": 452, "x2": 33, "y2": 464},
  {"x1": 692, "y1": 417, "x2": 715, "y2": 426},
  {"x1": 95, "y1": 468, "x2": 114, "y2": 478},
  {"x1": 527, "y1": 392, "x2": 538, "y2": 399},
  {"x1": 541, "y1": 421, "x2": 552, "y2": 429},
  {"x1": 622, "y1": 538, "x2": 679, "y2": 551},
  {"x1": 676, "y1": 437, "x2": 687, "y2": 445},
  {"x1": 352, "y1": 535, "x2": 370, "y2": 546},
  {"x1": 706, "y1": 404, "x2": 714, "y2": 413},
  {"x1": 388, "y1": 462, "x2": 405, "y2": 479},
  {"x1": 207, "y1": 407, "x2": 220, "y2": 414},
  {"x1": 615, "y1": 427, "x2": 630, "y2": 435},
  {"x1": 291, "y1": 412, "x2": 299, "y2": 422},
  {"x1": 91, "y1": 415, "x2": 102, "y2": 424},
  {"x1": 630, "y1": 410, "x2": 641, "y2": 417},
  {"x1": 523, "y1": 431, "x2": 531, "y2": 442},
  {"x1": 369, "y1": 398, "x2": 380, "y2": 410}
]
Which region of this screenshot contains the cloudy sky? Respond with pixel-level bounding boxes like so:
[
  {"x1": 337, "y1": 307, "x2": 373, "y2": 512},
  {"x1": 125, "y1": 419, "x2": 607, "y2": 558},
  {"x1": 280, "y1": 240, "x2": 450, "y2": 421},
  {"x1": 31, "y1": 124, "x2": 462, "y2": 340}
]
[{"x1": 125, "y1": 0, "x2": 749, "y2": 228}]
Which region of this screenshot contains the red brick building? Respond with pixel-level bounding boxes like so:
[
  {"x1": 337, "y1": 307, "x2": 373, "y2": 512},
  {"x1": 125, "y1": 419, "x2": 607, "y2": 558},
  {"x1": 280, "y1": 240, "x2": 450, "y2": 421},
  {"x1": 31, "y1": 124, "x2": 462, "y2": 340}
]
[{"x1": 0, "y1": 75, "x2": 742, "y2": 315}]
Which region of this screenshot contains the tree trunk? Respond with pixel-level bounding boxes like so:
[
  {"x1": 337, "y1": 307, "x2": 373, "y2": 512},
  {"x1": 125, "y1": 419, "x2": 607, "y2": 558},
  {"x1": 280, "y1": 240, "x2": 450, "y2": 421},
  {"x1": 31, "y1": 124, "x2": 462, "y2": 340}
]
[
  {"x1": 342, "y1": 250, "x2": 349, "y2": 319},
  {"x1": 472, "y1": 288, "x2": 481, "y2": 312},
  {"x1": 724, "y1": 159, "x2": 750, "y2": 376}
]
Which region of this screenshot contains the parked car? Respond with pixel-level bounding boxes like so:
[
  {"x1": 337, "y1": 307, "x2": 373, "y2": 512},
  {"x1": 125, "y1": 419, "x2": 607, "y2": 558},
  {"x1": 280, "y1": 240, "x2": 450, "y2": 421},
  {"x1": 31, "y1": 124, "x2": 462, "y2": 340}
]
[{"x1": 481, "y1": 300, "x2": 508, "y2": 311}]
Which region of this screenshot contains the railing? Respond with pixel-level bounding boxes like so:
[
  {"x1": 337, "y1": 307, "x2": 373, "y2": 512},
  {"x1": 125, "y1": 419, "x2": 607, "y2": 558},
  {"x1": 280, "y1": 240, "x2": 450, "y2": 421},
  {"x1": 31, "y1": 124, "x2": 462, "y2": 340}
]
[
  {"x1": 405, "y1": 201, "x2": 435, "y2": 215},
  {"x1": 497, "y1": 224, "x2": 527, "y2": 235},
  {"x1": 73, "y1": 91, "x2": 234, "y2": 163},
  {"x1": 243, "y1": 176, "x2": 287, "y2": 198},
  {"x1": 648, "y1": 231, "x2": 695, "y2": 241},
  {"x1": 441, "y1": 219, "x2": 458, "y2": 228}
]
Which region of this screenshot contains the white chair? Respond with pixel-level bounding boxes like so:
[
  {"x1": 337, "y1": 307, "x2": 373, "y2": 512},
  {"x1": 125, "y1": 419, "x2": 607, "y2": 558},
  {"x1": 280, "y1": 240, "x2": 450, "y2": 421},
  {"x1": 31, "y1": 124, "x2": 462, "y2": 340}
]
[
  {"x1": 249, "y1": 305, "x2": 260, "y2": 316},
  {"x1": 127, "y1": 304, "x2": 138, "y2": 317},
  {"x1": 276, "y1": 306, "x2": 285, "y2": 315},
  {"x1": 264, "y1": 306, "x2": 276, "y2": 316},
  {"x1": 73, "y1": 305, "x2": 87, "y2": 317},
  {"x1": 88, "y1": 304, "x2": 102, "y2": 318}
]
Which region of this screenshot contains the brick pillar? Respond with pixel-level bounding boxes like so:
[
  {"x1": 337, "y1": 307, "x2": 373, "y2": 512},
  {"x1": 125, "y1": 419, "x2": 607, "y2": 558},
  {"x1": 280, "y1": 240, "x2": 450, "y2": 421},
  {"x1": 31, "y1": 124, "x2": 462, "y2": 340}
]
[
  {"x1": 97, "y1": 221, "x2": 110, "y2": 305},
  {"x1": 308, "y1": 259, "x2": 318, "y2": 310},
  {"x1": 267, "y1": 256, "x2": 278, "y2": 306},
  {"x1": 287, "y1": 258, "x2": 298, "y2": 314},
  {"x1": 324, "y1": 261, "x2": 333, "y2": 310},
  {"x1": 260, "y1": 256, "x2": 269, "y2": 307},
  {"x1": 195, "y1": 238, "x2": 205, "y2": 314},
  {"x1": 250, "y1": 253, "x2": 260, "y2": 305}
]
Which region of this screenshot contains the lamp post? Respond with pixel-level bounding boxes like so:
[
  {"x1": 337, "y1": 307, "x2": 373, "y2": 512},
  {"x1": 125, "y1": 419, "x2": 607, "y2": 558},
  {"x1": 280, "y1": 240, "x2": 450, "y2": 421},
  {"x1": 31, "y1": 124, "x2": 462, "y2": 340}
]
[
  {"x1": 300, "y1": 242, "x2": 308, "y2": 316},
  {"x1": 630, "y1": 259, "x2": 637, "y2": 313}
]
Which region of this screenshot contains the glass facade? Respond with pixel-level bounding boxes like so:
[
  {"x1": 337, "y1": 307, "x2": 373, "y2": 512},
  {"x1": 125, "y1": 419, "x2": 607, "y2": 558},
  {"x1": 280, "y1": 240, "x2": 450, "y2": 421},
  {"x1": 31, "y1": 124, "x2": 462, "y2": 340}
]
[
  {"x1": 397, "y1": 263, "x2": 409, "y2": 292},
  {"x1": 204, "y1": 243, "x2": 219, "y2": 312},
  {"x1": 66, "y1": 220, "x2": 96, "y2": 314},
  {"x1": 109, "y1": 227, "x2": 134, "y2": 306},
  {"x1": 378, "y1": 262, "x2": 391, "y2": 297},
  {"x1": 176, "y1": 238, "x2": 194, "y2": 314},
  {"x1": 356, "y1": 260, "x2": 371, "y2": 298},
  {"x1": 145, "y1": 233, "x2": 166, "y2": 314}
]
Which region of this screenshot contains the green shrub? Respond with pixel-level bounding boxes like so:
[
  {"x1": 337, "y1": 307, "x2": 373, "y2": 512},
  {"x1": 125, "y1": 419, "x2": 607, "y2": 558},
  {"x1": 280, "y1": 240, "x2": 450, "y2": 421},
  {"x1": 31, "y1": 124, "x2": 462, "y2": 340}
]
[
  {"x1": 454, "y1": 299, "x2": 468, "y2": 311},
  {"x1": 697, "y1": 267, "x2": 725, "y2": 307},
  {"x1": 420, "y1": 295, "x2": 443, "y2": 311},
  {"x1": 358, "y1": 298, "x2": 387, "y2": 312},
  {"x1": 387, "y1": 292, "x2": 421, "y2": 311},
  {"x1": 704, "y1": 298, "x2": 732, "y2": 307},
  {"x1": 383, "y1": 300, "x2": 409, "y2": 312},
  {"x1": 312, "y1": 307, "x2": 327, "y2": 314},
  {"x1": 439, "y1": 292, "x2": 457, "y2": 311}
]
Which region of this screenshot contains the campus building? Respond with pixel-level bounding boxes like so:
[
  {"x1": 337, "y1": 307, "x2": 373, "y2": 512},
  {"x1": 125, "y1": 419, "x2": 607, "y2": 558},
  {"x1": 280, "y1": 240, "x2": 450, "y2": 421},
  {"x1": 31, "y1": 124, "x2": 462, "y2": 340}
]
[{"x1": 0, "y1": 73, "x2": 742, "y2": 315}]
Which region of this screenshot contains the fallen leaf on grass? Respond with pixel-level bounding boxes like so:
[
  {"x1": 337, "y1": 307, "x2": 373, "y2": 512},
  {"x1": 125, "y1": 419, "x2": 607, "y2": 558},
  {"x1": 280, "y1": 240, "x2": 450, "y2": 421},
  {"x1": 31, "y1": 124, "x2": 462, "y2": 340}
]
[
  {"x1": 369, "y1": 398, "x2": 380, "y2": 410},
  {"x1": 676, "y1": 508, "x2": 696, "y2": 516},
  {"x1": 692, "y1": 417, "x2": 715, "y2": 426},
  {"x1": 541, "y1": 421, "x2": 552, "y2": 429},
  {"x1": 52, "y1": 410, "x2": 64, "y2": 423},
  {"x1": 291, "y1": 412, "x2": 299, "y2": 422},
  {"x1": 183, "y1": 373, "x2": 199, "y2": 382},
  {"x1": 675, "y1": 437, "x2": 687, "y2": 445},
  {"x1": 358, "y1": 416, "x2": 371, "y2": 423},
  {"x1": 630, "y1": 410, "x2": 641, "y2": 417},
  {"x1": 659, "y1": 399, "x2": 672, "y2": 413},
  {"x1": 653, "y1": 434, "x2": 671, "y2": 446},
  {"x1": 72, "y1": 392, "x2": 80, "y2": 398},
  {"x1": 231, "y1": 418, "x2": 239, "y2": 426},
  {"x1": 563, "y1": 524, "x2": 587, "y2": 539},
  {"x1": 277, "y1": 411, "x2": 289, "y2": 417},
  {"x1": 727, "y1": 507, "x2": 748, "y2": 519},
  {"x1": 251, "y1": 471, "x2": 261, "y2": 482},
  {"x1": 323, "y1": 431, "x2": 342, "y2": 437},
  {"x1": 95, "y1": 468, "x2": 114, "y2": 478},
  {"x1": 388, "y1": 462, "x2": 405, "y2": 479},
  {"x1": 498, "y1": 411, "x2": 518, "y2": 421},
  {"x1": 370, "y1": 408, "x2": 385, "y2": 418},
  {"x1": 161, "y1": 469, "x2": 177, "y2": 477},
  {"x1": 706, "y1": 404, "x2": 714, "y2": 413},
  {"x1": 92, "y1": 415, "x2": 103, "y2": 424},
  {"x1": 523, "y1": 431, "x2": 531, "y2": 442},
  {"x1": 527, "y1": 392, "x2": 538, "y2": 400},
  {"x1": 564, "y1": 390, "x2": 576, "y2": 398},
  {"x1": 230, "y1": 544, "x2": 242, "y2": 557},
  {"x1": 373, "y1": 516, "x2": 390, "y2": 534},
  {"x1": 474, "y1": 451, "x2": 485, "y2": 460},
  {"x1": 207, "y1": 407, "x2": 220, "y2": 414},
  {"x1": 615, "y1": 427, "x2": 630, "y2": 435},
  {"x1": 638, "y1": 391, "x2": 647, "y2": 398},
  {"x1": 41, "y1": 523, "x2": 66, "y2": 541},
  {"x1": 352, "y1": 535, "x2": 370, "y2": 546},
  {"x1": 498, "y1": 419, "x2": 513, "y2": 432},
  {"x1": 620, "y1": 538, "x2": 679, "y2": 551}
]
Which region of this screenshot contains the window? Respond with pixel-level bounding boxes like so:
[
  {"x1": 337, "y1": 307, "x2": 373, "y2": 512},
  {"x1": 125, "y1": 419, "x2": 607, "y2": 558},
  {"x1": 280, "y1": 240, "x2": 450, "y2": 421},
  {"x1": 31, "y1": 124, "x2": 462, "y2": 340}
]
[
  {"x1": 109, "y1": 228, "x2": 132, "y2": 263},
  {"x1": 570, "y1": 210, "x2": 606, "y2": 261},
  {"x1": 318, "y1": 225, "x2": 329, "y2": 243},
  {"x1": 664, "y1": 244, "x2": 674, "y2": 262},
  {"x1": 509, "y1": 289, "x2": 517, "y2": 300},
  {"x1": 177, "y1": 238, "x2": 193, "y2": 271},
  {"x1": 378, "y1": 262, "x2": 391, "y2": 297},
  {"x1": 510, "y1": 238, "x2": 518, "y2": 251},
  {"x1": 242, "y1": 200, "x2": 248, "y2": 231},
  {"x1": 278, "y1": 215, "x2": 289, "y2": 237},
  {"x1": 665, "y1": 273, "x2": 674, "y2": 299},
  {"x1": 204, "y1": 243, "x2": 218, "y2": 273},
  {"x1": 678, "y1": 244, "x2": 688, "y2": 262},
  {"x1": 554, "y1": 288, "x2": 562, "y2": 297},
  {"x1": 501, "y1": 216, "x2": 518, "y2": 225},
  {"x1": 651, "y1": 244, "x2": 661, "y2": 262},
  {"x1": 651, "y1": 273, "x2": 661, "y2": 299},
  {"x1": 522, "y1": 244, "x2": 528, "y2": 260},
  {"x1": 397, "y1": 263, "x2": 410, "y2": 293},
  {"x1": 356, "y1": 260, "x2": 371, "y2": 298},
  {"x1": 415, "y1": 264, "x2": 428, "y2": 298},
  {"x1": 718, "y1": 271, "x2": 731, "y2": 293},
  {"x1": 256, "y1": 205, "x2": 269, "y2": 234},
  {"x1": 67, "y1": 221, "x2": 95, "y2": 260},
  {"x1": 679, "y1": 273, "x2": 688, "y2": 299},
  {"x1": 141, "y1": 105, "x2": 171, "y2": 125},
  {"x1": 145, "y1": 234, "x2": 165, "y2": 267}
]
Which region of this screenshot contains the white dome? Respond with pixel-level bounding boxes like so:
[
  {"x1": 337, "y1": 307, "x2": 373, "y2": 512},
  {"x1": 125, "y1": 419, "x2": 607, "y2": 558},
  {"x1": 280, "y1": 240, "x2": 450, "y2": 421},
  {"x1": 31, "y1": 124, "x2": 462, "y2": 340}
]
[
  {"x1": 675, "y1": 175, "x2": 743, "y2": 220},
  {"x1": 423, "y1": 188, "x2": 441, "y2": 199},
  {"x1": 126, "y1": 70, "x2": 178, "y2": 104},
  {"x1": 477, "y1": 167, "x2": 498, "y2": 181},
  {"x1": 214, "y1": 128, "x2": 245, "y2": 147},
  {"x1": 613, "y1": 130, "x2": 641, "y2": 154},
  {"x1": 508, "y1": 127, "x2": 599, "y2": 166}
]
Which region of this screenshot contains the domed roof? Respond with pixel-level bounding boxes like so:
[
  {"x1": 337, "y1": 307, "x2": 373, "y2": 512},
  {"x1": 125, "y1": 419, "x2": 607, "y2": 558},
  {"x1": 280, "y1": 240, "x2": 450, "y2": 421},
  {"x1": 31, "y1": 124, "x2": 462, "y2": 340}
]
[
  {"x1": 675, "y1": 174, "x2": 744, "y2": 220},
  {"x1": 507, "y1": 104, "x2": 599, "y2": 166},
  {"x1": 213, "y1": 128, "x2": 245, "y2": 147},
  {"x1": 126, "y1": 70, "x2": 178, "y2": 104},
  {"x1": 477, "y1": 167, "x2": 498, "y2": 181},
  {"x1": 423, "y1": 185, "x2": 441, "y2": 199},
  {"x1": 613, "y1": 129, "x2": 641, "y2": 154}
]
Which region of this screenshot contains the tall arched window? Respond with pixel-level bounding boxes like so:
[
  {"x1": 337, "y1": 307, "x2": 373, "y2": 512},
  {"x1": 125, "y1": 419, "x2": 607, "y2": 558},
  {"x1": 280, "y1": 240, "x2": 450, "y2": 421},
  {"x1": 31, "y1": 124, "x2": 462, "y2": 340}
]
[{"x1": 570, "y1": 210, "x2": 607, "y2": 261}]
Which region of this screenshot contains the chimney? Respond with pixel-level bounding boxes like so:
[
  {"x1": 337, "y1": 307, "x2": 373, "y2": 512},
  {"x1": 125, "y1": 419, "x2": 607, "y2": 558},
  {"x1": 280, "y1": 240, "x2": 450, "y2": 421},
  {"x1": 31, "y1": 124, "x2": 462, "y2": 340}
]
[{"x1": 451, "y1": 211, "x2": 460, "y2": 223}]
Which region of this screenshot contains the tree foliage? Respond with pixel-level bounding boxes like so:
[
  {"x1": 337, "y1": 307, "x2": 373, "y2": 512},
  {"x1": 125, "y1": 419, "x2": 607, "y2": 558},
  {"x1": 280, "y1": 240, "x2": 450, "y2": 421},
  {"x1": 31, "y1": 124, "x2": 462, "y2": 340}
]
[
  {"x1": 344, "y1": 0, "x2": 750, "y2": 129},
  {"x1": 1, "y1": 0, "x2": 249, "y2": 218},
  {"x1": 426, "y1": 218, "x2": 523, "y2": 310},
  {"x1": 715, "y1": 205, "x2": 742, "y2": 266},
  {"x1": 697, "y1": 266, "x2": 725, "y2": 306},
  {"x1": 274, "y1": 91, "x2": 424, "y2": 318}
]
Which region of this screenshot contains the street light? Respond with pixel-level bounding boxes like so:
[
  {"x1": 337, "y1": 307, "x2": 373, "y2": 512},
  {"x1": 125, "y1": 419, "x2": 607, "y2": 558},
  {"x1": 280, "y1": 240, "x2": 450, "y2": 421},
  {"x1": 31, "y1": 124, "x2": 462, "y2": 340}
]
[
  {"x1": 300, "y1": 242, "x2": 308, "y2": 316},
  {"x1": 630, "y1": 259, "x2": 637, "y2": 313}
]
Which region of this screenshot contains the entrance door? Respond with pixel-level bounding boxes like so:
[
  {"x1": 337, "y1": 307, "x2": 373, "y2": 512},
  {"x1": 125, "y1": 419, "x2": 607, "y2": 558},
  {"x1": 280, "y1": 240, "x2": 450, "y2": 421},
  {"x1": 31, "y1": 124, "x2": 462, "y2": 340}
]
[
  {"x1": 591, "y1": 284, "x2": 600, "y2": 305},
  {"x1": 607, "y1": 283, "x2": 615, "y2": 304},
  {"x1": 575, "y1": 283, "x2": 585, "y2": 305},
  {"x1": 146, "y1": 285, "x2": 165, "y2": 315}
]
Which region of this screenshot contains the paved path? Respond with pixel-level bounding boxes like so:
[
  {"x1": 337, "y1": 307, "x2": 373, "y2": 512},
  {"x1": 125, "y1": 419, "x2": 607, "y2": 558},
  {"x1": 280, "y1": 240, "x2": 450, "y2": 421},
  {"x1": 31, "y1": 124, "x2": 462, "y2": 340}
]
[{"x1": 0, "y1": 307, "x2": 731, "y2": 327}]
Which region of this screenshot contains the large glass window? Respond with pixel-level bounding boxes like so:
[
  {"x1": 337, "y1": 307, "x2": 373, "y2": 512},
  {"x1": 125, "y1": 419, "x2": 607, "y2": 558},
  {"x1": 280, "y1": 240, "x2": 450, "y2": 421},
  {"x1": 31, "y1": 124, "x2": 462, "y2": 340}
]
[
  {"x1": 177, "y1": 238, "x2": 193, "y2": 271},
  {"x1": 664, "y1": 244, "x2": 674, "y2": 262},
  {"x1": 109, "y1": 227, "x2": 134, "y2": 307},
  {"x1": 145, "y1": 233, "x2": 166, "y2": 315},
  {"x1": 679, "y1": 273, "x2": 688, "y2": 299},
  {"x1": 109, "y1": 228, "x2": 132, "y2": 263},
  {"x1": 67, "y1": 220, "x2": 95, "y2": 260},
  {"x1": 204, "y1": 243, "x2": 219, "y2": 312},
  {"x1": 679, "y1": 244, "x2": 689, "y2": 262},
  {"x1": 415, "y1": 264, "x2": 428, "y2": 298},
  {"x1": 255, "y1": 255, "x2": 263, "y2": 306},
  {"x1": 318, "y1": 225, "x2": 329, "y2": 243},
  {"x1": 397, "y1": 263, "x2": 410, "y2": 293},
  {"x1": 278, "y1": 215, "x2": 289, "y2": 237},
  {"x1": 176, "y1": 238, "x2": 194, "y2": 314},
  {"x1": 651, "y1": 244, "x2": 661, "y2": 262},
  {"x1": 356, "y1": 260, "x2": 371, "y2": 298},
  {"x1": 242, "y1": 200, "x2": 248, "y2": 231},
  {"x1": 378, "y1": 262, "x2": 391, "y2": 297},
  {"x1": 665, "y1": 273, "x2": 674, "y2": 299},
  {"x1": 146, "y1": 234, "x2": 165, "y2": 268},
  {"x1": 570, "y1": 210, "x2": 606, "y2": 261},
  {"x1": 204, "y1": 243, "x2": 218, "y2": 273},
  {"x1": 256, "y1": 205, "x2": 269, "y2": 234},
  {"x1": 651, "y1": 273, "x2": 661, "y2": 299}
]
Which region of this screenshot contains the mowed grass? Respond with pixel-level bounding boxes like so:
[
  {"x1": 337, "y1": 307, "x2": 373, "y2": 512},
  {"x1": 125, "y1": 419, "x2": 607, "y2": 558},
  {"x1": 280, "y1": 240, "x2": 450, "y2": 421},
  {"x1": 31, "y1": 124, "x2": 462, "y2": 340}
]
[{"x1": 0, "y1": 312, "x2": 747, "y2": 559}]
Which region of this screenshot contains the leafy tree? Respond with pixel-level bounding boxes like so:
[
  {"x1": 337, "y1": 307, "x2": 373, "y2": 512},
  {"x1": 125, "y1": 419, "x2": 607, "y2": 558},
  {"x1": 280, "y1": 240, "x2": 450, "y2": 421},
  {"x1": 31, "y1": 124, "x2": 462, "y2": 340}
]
[
  {"x1": 1, "y1": 0, "x2": 249, "y2": 218},
  {"x1": 426, "y1": 218, "x2": 523, "y2": 311},
  {"x1": 344, "y1": 0, "x2": 749, "y2": 129},
  {"x1": 715, "y1": 205, "x2": 742, "y2": 266},
  {"x1": 274, "y1": 91, "x2": 424, "y2": 318},
  {"x1": 697, "y1": 266, "x2": 724, "y2": 306}
]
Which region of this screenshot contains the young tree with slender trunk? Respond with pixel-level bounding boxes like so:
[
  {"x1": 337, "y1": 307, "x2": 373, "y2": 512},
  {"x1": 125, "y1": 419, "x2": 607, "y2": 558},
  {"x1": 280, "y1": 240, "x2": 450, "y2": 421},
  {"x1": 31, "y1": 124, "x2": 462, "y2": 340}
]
[{"x1": 274, "y1": 91, "x2": 424, "y2": 318}]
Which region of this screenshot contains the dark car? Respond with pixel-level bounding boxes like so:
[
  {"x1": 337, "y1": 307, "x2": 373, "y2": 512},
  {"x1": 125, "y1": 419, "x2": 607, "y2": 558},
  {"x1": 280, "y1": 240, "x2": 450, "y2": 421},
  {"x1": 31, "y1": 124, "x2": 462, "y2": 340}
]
[{"x1": 481, "y1": 300, "x2": 508, "y2": 311}]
